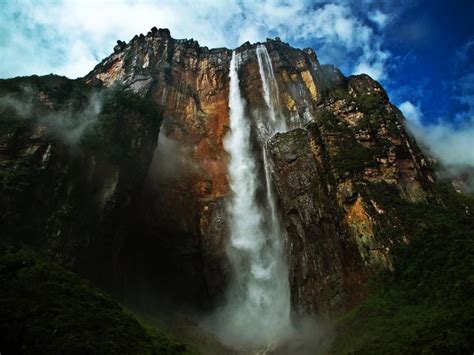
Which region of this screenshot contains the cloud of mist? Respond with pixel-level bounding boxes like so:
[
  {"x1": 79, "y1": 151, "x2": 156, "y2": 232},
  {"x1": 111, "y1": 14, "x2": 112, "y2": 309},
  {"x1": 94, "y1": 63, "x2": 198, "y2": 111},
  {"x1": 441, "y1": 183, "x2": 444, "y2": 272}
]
[
  {"x1": 146, "y1": 130, "x2": 195, "y2": 185},
  {"x1": 369, "y1": 10, "x2": 390, "y2": 28},
  {"x1": 0, "y1": 86, "x2": 102, "y2": 145},
  {"x1": 400, "y1": 100, "x2": 474, "y2": 191},
  {"x1": 1, "y1": 0, "x2": 394, "y2": 80},
  {"x1": 0, "y1": 86, "x2": 35, "y2": 117}
]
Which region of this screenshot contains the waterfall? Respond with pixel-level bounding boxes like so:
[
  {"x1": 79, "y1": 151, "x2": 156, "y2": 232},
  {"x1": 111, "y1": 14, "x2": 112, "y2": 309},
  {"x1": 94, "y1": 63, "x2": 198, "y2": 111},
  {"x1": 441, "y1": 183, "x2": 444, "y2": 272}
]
[
  {"x1": 210, "y1": 49, "x2": 293, "y2": 348},
  {"x1": 256, "y1": 44, "x2": 288, "y2": 240},
  {"x1": 256, "y1": 44, "x2": 287, "y2": 134}
]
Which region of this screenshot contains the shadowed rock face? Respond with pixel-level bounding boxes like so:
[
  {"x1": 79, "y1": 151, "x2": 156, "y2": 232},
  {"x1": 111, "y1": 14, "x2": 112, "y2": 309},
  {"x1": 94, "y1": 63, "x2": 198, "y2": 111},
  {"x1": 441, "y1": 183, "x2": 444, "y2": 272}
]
[{"x1": 1, "y1": 28, "x2": 434, "y2": 316}]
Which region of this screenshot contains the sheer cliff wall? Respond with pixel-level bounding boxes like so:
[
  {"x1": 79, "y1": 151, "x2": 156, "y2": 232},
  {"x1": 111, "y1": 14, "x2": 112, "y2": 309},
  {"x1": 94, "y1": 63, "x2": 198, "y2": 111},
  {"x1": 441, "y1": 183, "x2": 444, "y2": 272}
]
[{"x1": 1, "y1": 28, "x2": 433, "y2": 316}]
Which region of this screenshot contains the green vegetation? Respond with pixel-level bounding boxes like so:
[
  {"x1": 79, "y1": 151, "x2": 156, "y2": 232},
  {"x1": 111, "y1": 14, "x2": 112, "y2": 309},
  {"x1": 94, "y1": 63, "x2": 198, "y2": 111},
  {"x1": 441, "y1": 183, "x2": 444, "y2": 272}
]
[
  {"x1": 0, "y1": 77, "x2": 160, "y2": 160},
  {"x1": 354, "y1": 93, "x2": 384, "y2": 114},
  {"x1": 0, "y1": 77, "x2": 172, "y2": 353},
  {"x1": 0, "y1": 248, "x2": 193, "y2": 354},
  {"x1": 331, "y1": 143, "x2": 377, "y2": 174},
  {"x1": 315, "y1": 109, "x2": 380, "y2": 175},
  {"x1": 354, "y1": 92, "x2": 400, "y2": 138},
  {"x1": 316, "y1": 109, "x2": 353, "y2": 135},
  {"x1": 332, "y1": 183, "x2": 474, "y2": 354},
  {"x1": 0, "y1": 75, "x2": 100, "y2": 148},
  {"x1": 328, "y1": 87, "x2": 352, "y2": 101},
  {"x1": 0, "y1": 77, "x2": 161, "y2": 251}
]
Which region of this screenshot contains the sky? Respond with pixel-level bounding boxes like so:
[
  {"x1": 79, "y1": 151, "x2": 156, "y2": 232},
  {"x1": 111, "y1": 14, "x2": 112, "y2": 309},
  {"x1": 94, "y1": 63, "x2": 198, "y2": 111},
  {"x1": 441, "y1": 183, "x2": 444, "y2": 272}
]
[{"x1": 1, "y1": 0, "x2": 473, "y2": 173}]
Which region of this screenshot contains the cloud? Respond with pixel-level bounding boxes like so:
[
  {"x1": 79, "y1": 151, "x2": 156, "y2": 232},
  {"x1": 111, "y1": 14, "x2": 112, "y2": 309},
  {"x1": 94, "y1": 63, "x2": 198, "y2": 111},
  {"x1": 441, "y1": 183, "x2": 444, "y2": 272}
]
[
  {"x1": 0, "y1": 86, "x2": 102, "y2": 145},
  {"x1": 0, "y1": 0, "x2": 392, "y2": 80},
  {"x1": 369, "y1": 10, "x2": 389, "y2": 28},
  {"x1": 401, "y1": 101, "x2": 474, "y2": 179},
  {"x1": 290, "y1": 3, "x2": 391, "y2": 79},
  {"x1": 400, "y1": 101, "x2": 423, "y2": 125},
  {"x1": 399, "y1": 38, "x2": 474, "y2": 191}
]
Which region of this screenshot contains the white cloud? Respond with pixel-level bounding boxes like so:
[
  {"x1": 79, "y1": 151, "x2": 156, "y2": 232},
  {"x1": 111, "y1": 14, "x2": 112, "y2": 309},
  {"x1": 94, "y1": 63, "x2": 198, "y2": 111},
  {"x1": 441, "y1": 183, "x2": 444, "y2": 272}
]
[
  {"x1": 400, "y1": 101, "x2": 423, "y2": 125},
  {"x1": 0, "y1": 0, "x2": 392, "y2": 80},
  {"x1": 401, "y1": 101, "x2": 474, "y2": 169},
  {"x1": 369, "y1": 10, "x2": 389, "y2": 28},
  {"x1": 400, "y1": 40, "x2": 474, "y2": 186}
]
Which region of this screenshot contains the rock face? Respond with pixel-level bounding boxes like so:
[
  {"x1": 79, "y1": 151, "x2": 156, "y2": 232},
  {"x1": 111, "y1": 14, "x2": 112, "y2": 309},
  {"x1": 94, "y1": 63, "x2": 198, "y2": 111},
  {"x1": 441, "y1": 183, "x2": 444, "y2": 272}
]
[
  {"x1": 0, "y1": 79, "x2": 163, "y2": 305},
  {"x1": 1, "y1": 29, "x2": 434, "y2": 317},
  {"x1": 264, "y1": 74, "x2": 434, "y2": 315}
]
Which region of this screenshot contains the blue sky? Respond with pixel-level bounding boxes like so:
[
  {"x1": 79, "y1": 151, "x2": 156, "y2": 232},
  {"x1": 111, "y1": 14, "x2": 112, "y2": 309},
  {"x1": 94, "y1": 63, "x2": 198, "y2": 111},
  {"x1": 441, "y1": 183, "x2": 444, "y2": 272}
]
[
  {"x1": 382, "y1": 0, "x2": 474, "y2": 126},
  {"x1": 1, "y1": 0, "x2": 473, "y2": 170}
]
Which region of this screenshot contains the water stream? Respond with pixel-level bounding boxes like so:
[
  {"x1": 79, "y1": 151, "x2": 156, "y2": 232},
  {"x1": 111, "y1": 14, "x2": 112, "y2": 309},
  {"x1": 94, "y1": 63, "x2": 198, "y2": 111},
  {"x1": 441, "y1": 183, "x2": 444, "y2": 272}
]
[{"x1": 210, "y1": 47, "x2": 293, "y2": 348}]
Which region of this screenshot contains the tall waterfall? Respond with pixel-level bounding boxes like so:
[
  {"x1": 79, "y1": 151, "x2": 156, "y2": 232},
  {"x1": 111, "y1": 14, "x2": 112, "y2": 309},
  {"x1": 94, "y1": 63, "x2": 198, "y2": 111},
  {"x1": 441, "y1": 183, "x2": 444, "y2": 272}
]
[
  {"x1": 256, "y1": 44, "x2": 288, "y2": 251},
  {"x1": 210, "y1": 48, "x2": 293, "y2": 348},
  {"x1": 256, "y1": 44, "x2": 287, "y2": 134}
]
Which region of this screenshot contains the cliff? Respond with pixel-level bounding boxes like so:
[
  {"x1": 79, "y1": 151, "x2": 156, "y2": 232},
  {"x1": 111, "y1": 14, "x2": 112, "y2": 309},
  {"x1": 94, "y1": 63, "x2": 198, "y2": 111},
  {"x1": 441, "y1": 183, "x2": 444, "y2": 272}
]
[
  {"x1": 2, "y1": 27, "x2": 471, "y2": 353},
  {"x1": 1, "y1": 28, "x2": 434, "y2": 313},
  {"x1": 84, "y1": 28, "x2": 433, "y2": 315}
]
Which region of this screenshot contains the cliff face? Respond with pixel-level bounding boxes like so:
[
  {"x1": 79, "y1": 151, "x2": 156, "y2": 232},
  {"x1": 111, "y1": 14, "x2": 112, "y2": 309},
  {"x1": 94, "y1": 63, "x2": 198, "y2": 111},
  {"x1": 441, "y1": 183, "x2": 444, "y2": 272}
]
[
  {"x1": 1, "y1": 28, "x2": 434, "y2": 316},
  {"x1": 86, "y1": 28, "x2": 234, "y2": 305},
  {"x1": 0, "y1": 78, "x2": 163, "y2": 303}
]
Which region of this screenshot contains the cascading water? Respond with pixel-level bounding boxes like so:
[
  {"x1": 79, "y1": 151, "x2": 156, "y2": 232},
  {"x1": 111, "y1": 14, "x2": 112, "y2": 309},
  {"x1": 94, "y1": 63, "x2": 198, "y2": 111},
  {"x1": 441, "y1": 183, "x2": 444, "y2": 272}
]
[
  {"x1": 256, "y1": 44, "x2": 287, "y2": 134},
  {"x1": 256, "y1": 44, "x2": 288, "y2": 244},
  {"x1": 206, "y1": 46, "x2": 295, "y2": 349}
]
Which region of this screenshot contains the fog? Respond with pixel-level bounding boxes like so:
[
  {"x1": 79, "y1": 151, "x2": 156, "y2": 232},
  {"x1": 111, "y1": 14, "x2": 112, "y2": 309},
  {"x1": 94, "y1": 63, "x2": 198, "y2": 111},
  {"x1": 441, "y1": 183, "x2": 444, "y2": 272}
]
[
  {"x1": 0, "y1": 85, "x2": 102, "y2": 145},
  {"x1": 400, "y1": 101, "x2": 474, "y2": 192},
  {"x1": 146, "y1": 129, "x2": 197, "y2": 185}
]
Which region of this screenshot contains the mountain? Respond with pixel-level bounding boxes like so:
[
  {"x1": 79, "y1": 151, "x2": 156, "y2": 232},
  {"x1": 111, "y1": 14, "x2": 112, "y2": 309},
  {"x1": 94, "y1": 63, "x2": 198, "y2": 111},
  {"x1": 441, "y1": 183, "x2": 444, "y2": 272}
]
[{"x1": 1, "y1": 28, "x2": 472, "y2": 354}]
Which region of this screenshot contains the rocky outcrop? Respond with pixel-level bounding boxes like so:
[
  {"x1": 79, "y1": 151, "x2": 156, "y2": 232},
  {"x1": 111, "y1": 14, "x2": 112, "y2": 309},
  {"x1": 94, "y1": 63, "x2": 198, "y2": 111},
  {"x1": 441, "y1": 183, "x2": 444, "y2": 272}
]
[{"x1": 1, "y1": 28, "x2": 435, "y2": 317}]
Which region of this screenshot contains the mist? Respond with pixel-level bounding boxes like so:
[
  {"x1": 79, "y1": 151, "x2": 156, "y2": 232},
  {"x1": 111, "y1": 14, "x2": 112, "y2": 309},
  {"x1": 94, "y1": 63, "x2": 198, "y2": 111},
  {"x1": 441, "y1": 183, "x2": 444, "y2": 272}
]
[
  {"x1": 146, "y1": 130, "x2": 196, "y2": 185},
  {"x1": 400, "y1": 101, "x2": 474, "y2": 192},
  {"x1": 0, "y1": 85, "x2": 102, "y2": 146}
]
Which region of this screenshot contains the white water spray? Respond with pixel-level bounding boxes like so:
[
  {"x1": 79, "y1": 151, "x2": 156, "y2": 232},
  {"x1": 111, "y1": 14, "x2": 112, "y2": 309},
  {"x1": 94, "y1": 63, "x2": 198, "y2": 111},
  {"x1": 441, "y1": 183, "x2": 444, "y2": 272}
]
[{"x1": 208, "y1": 48, "x2": 293, "y2": 348}]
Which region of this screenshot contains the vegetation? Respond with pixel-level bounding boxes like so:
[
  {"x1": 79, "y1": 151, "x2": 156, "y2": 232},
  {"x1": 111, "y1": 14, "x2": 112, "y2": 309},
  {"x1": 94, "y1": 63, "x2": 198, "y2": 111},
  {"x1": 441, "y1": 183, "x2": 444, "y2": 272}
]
[
  {"x1": 317, "y1": 109, "x2": 351, "y2": 133},
  {"x1": 0, "y1": 76, "x2": 161, "y2": 250},
  {"x1": 317, "y1": 87, "x2": 406, "y2": 177},
  {"x1": 316, "y1": 109, "x2": 378, "y2": 175},
  {"x1": 0, "y1": 76, "x2": 173, "y2": 353},
  {"x1": 332, "y1": 183, "x2": 474, "y2": 354},
  {"x1": 354, "y1": 93, "x2": 384, "y2": 114},
  {"x1": 331, "y1": 143, "x2": 377, "y2": 174},
  {"x1": 0, "y1": 248, "x2": 193, "y2": 354},
  {"x1": 328, "y1": 87, "x2": 352, "y2": 101},
  {"x1": 2, "y1": 65, "x2": 472, "y2": 355}
]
